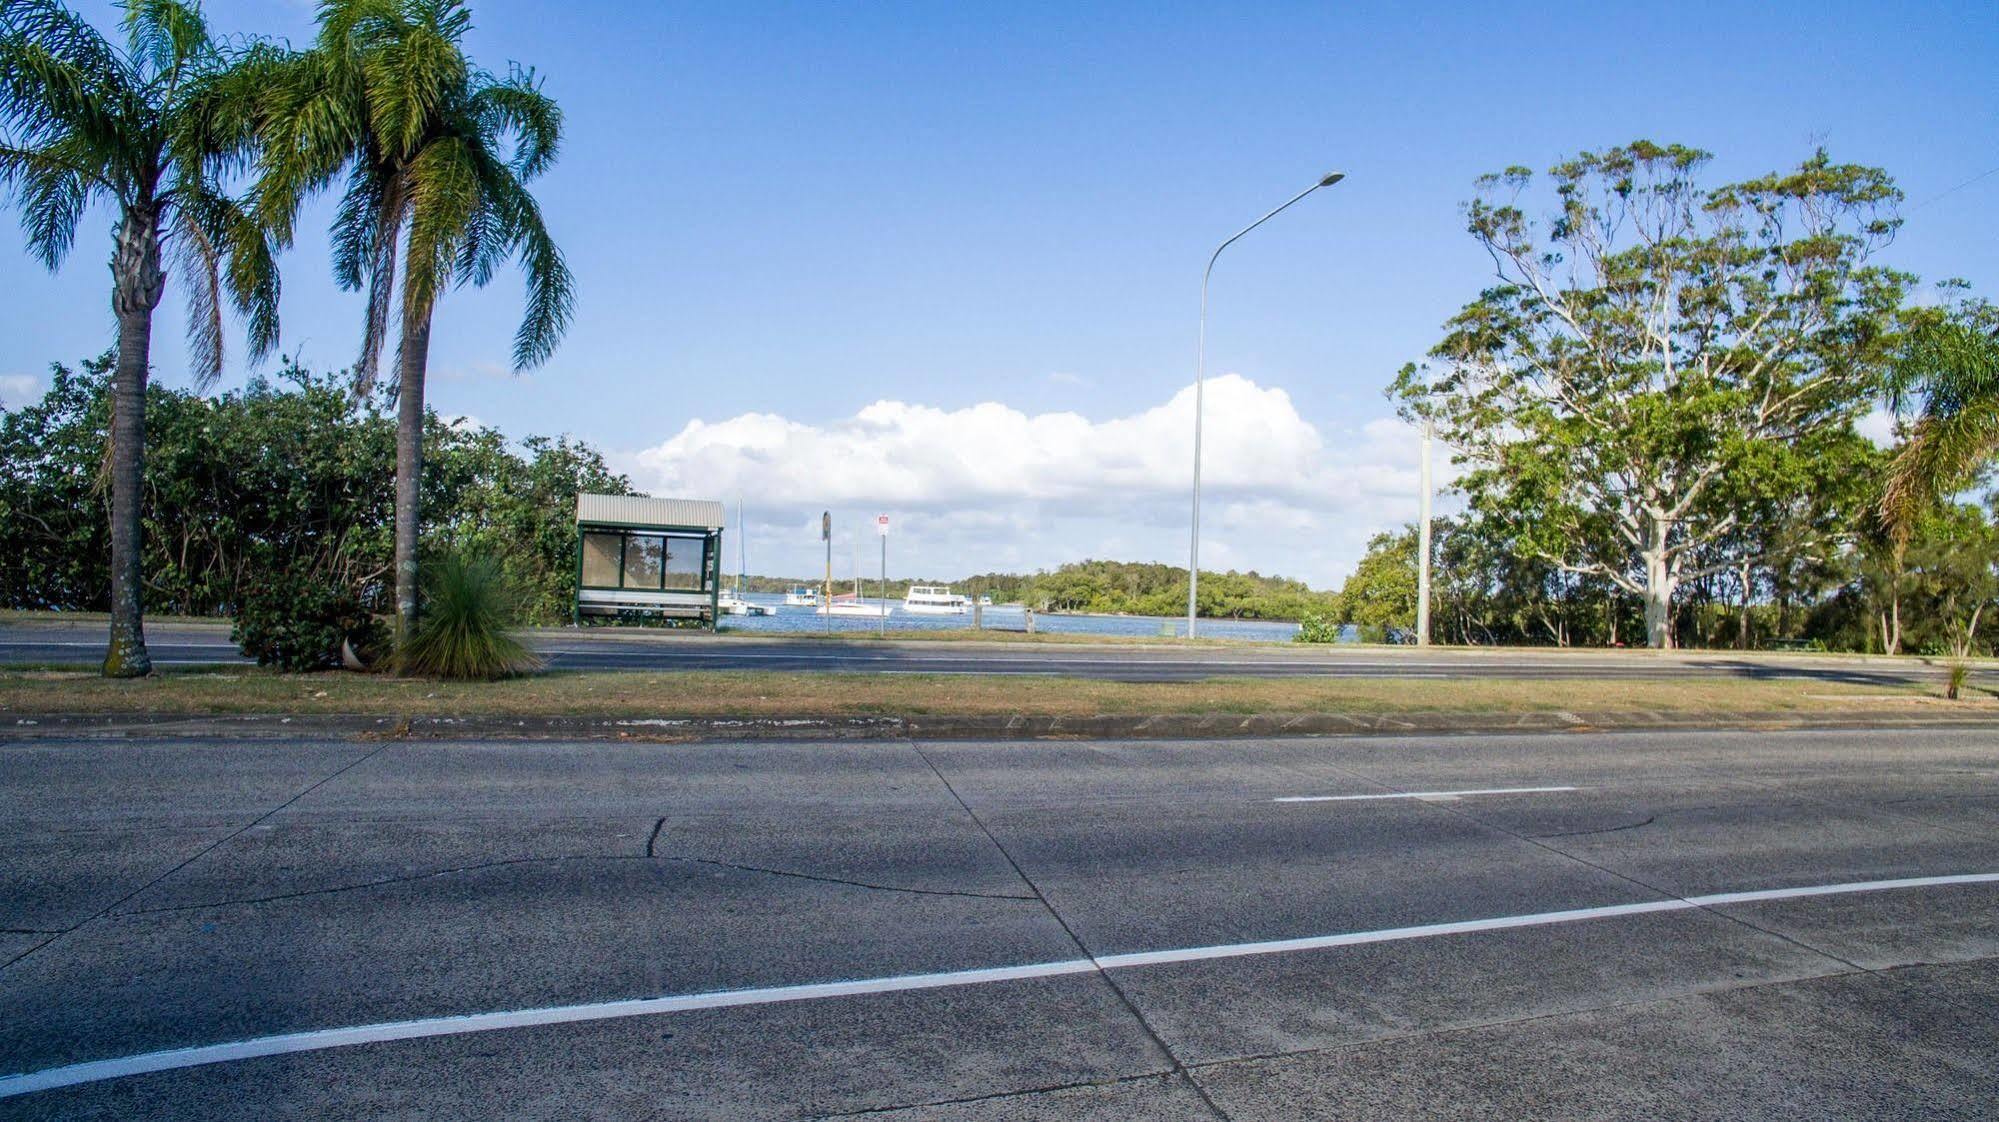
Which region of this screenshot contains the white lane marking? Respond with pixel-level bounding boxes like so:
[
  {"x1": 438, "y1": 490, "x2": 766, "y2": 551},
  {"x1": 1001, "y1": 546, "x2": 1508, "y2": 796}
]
[
  {"x1": 4, "y1": 871, "x2": 1996, "y2": 1099},
  {"x1": 1273, "y1": 786, "x2": 1579, "y2": 803},
  {"x1": 0, "y1": 960, "x2": 1100, "y2": 1099}
]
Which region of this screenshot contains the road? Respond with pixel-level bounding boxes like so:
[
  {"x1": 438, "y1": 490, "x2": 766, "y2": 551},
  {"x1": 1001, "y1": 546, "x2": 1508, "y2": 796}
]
[
  {"x1": 2, "y1": 727, "x2": 1995, "y2": 1118},
  {"x1": 0, "y1": 620, "x2": 1972, "y2": 685}
]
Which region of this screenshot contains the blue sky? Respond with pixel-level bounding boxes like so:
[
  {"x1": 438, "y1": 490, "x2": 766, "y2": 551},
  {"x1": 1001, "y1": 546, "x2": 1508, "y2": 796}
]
[{"x1": 3, "y1": 0, "x2": 1995, "y2": 586}]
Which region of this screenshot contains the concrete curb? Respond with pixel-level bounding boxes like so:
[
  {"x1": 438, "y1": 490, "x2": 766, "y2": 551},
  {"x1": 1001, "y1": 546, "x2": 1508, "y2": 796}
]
[{"x1": 6, "y1": 708, "x2": 1999, "y2": 743}]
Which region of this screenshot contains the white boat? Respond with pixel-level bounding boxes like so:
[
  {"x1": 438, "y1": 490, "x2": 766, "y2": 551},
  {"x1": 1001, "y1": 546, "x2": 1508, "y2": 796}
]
[
  {"x1": 903, "y1": 585, "x2": 969, "y2": 615},
  {"x1": 720, "y1": 500, "x2": 773, "y2": 616},
  {"x1": 822, "y1": 593, "x2": 885, "y2": 618},
  {"x1": 783, "y1": 586, "x2": 820, "y2": 607},
  {"x1": 717, "y1": 591, "x2": 771, "y2": 616},
  {"x1": 977, "y1": 594, "x2": 994, "y2": 607},
  {"x1": 818, "y1": 542, "x2": 889, "y2": 619}
]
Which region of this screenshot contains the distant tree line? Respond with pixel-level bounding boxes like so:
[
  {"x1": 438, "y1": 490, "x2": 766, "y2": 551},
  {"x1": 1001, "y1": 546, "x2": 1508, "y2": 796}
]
[
  {"x1": 0, "y1": 356, "x2": 628, "y2": 625},
  {"x1": 737, "y1": 561, "x2": 1339, "y2": 621}
]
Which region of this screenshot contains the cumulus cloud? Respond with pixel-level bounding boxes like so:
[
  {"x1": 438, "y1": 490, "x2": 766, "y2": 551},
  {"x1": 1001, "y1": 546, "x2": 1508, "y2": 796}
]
[
  {"x1": 0, "y1": 372, "x2": 42, "y2": 409},
  {"x1": 620, "y1": 375, "x2": 1453, "y2": 587},
  {"x1": 1855, "y1": 406, "x2": 1898, "y2": 449}
]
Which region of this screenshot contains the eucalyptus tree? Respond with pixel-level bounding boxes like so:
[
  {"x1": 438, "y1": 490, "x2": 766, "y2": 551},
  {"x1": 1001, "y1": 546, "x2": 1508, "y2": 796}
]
[
  {"x1": 0, "y1": 0, "x2": 279, "y2": 675},
  {"x1": 1881, "y1": 301, "x2": 1999, "y2": 540},
  {"x1": 250, "y1": 0, "x2": 571, "y2": 637},
  {"x1": 1394, "y1": 141, "x2": 1907, "y2": 648}
]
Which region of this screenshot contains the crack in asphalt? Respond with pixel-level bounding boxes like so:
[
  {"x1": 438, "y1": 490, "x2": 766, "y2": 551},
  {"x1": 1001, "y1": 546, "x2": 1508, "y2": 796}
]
[
  {"x1": 909, "y1": 741, "x2": 1234, "y2": 1122},
  {"x1": 0, "y1": 740, "x2": 396, "y2": 974},
  {"x1": 806, "y1": 1070, "x2": 1182, "y2": 1119},
  {"x1": 109, "y1": 850, "x2": 1037, "y2": 916},
  {"x1": 1530, "y1": 814, "x2": 1657, "y2": 839}
]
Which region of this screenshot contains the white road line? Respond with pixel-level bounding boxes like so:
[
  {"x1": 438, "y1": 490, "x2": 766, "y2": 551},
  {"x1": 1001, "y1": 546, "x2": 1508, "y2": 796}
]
[
  {"x1": 4, "y1": 870, "x2": 1996, "y2": 1099},
  {"x1": 1273, "y1": 785, "x2": 1579, "y2": 803}
]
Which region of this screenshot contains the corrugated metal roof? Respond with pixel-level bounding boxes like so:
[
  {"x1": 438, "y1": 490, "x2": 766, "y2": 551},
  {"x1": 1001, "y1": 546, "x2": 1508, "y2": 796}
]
[{"x1": 576, "y1": 493, "x2": 725, "y2": 530}]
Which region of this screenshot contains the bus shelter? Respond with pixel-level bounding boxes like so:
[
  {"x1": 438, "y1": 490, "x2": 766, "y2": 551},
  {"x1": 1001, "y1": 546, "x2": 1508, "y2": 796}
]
[{"x1": 573, "y1": 493, "x2": 724, "y2": 627}]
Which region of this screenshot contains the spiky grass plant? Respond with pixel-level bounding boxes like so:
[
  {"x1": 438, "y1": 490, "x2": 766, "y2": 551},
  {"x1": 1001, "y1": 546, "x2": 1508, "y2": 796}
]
[
  {"x1": 395, "y1": 551, "x2": 542, "y2": 680},
  {"x1": 1946, "y1": 661, "x2": 1970, "y2": 701}
]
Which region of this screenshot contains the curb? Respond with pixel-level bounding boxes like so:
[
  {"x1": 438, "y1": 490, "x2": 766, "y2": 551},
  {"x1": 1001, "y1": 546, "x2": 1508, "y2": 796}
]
[{"x1": 6, "y1": 709, "x2": 1999, "y2": 743}]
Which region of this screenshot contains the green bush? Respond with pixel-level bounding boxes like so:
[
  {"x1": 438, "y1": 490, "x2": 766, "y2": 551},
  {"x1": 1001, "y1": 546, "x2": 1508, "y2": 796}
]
[
  {"x1": 232, "y1": 566, "x2": 386, "y2": 672},
  {"x1": 1295, "y1": 611, "x2": 1344, "y2": 644},
  {"x1": 397, "y1": 551, "x2": 543, "y2": 680}
]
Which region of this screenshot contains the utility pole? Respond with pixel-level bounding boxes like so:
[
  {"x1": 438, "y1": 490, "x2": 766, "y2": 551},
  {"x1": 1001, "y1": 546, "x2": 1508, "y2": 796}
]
[
  {"x1": 821, "y1": 511, "x2": 831, "y2": 636},
  {"x1": 1416, "y1": 418, "x2": 1433, "y2": 647},
  {"x1": 877, "y1": 514, "x2": 889, "y2": 637}
]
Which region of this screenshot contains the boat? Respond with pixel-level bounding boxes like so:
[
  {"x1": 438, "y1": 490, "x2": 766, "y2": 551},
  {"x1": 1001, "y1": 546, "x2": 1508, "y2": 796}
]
[
  {"x1": 717, "y1": 590, "x2": 770, "y2": 616},
  {"x1": 819, "y1": 541, "x2": 889, "y2": 619},
  {"x1": 903, "y1": 585, "x2": 969, "y2": 615},
  {"x1": 977, "y1": 594, "x2": 994, "y2": 607},
  {"x1": 783, "y1": 586, "x2": 820, "y2": 607},
  {"x1": 719, "y1": 500, "x2": 773, "y2": 616},
  {"x1": 822, "y1": 592, "x2": 884, "y2": 617}
]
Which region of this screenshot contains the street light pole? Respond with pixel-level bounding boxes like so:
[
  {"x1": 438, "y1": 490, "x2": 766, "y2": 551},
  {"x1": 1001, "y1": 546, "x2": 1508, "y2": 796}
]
[
  {"x1": 1188, "y1": 171, "x2": 1344, "y2": 639},
  {"x1": 1416, "y1": 417, "x2": 1433, "y2": 646}
]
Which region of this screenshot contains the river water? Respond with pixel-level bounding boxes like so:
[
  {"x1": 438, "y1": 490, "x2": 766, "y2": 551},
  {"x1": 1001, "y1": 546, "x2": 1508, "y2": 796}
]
[{"x1": 715, "y1": 592, "x2": 1303, "y2": 642}]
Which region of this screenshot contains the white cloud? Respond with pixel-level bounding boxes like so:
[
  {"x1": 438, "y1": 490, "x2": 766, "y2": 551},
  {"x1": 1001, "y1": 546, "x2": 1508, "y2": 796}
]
[
  {"x1": 1856, "y1": 406, "x2": 1898, "y2": 449},
  {"x1": 621, "y1": 375, "x2": 1454, "y2": 588},
  {"x1": 0, "y1": 372, "x2": 42, "y2": 408}
]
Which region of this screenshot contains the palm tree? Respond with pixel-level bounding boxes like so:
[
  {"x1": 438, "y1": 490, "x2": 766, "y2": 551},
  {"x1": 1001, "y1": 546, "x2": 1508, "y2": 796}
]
[
  {"x1": 251, "y1": 0, "x2": 571, "y2": 639},
  {"x1": 1882, "y1": 314, "x2": 1999, "y2": 541},
  {"x1": 0, "y1": 0, "x2": 280, "y2": 676}
]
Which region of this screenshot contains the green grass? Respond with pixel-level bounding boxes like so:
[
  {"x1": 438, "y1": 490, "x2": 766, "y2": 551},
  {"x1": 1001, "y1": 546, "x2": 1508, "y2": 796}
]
[{"x1": 0, "y1": 665, "x2": 1958, "y2": 721}]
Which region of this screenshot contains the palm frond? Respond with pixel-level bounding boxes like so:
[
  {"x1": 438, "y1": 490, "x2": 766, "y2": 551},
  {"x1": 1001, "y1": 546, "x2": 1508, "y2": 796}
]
[
  {"x1": 488, "y1": 170, "x2": 570, "y2": 369},
  {"x1": 121, "y1": 0, "x2": 212, "y2": 87},
  {"x1": 0, "y1": 139, "x2": 90, "y2": 267},
  {"x1": 1881, "y1": 318, "x2": 1999, "y2": 539},
  {"x1": 353, "y1": 167, "x2": 407, "y2": 391},
  {"x1": 177, "y1": 182, "x2": 281, "y2": 364},
  {"x1": 469, "y1": 65, "x2": 559, "y2": 179},
  {"x1": 167, "y1": 199, "x2": 225, "y2": 385}
]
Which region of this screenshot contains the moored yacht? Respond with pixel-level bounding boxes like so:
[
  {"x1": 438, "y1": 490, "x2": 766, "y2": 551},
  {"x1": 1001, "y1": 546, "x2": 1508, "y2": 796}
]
[{"x1": 783, "y1": 586, "x2": 820, "y2": 607}]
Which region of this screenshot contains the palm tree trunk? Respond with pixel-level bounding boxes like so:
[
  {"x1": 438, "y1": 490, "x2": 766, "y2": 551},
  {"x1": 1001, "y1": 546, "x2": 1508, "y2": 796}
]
[
  {"x1": 393, "y1": 299, "x2": 434, "y2": 640},
  {"x1": 103, "y1": 206, "x2": 166, "y2": 678}
]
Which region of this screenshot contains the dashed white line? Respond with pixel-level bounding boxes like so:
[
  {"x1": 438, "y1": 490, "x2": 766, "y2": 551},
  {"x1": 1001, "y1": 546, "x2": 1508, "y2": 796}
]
[
  {"x1": 4, "y1": 870, "x2": 1996, "y2": 1099},
  {"x1": 1273, "y1": 785, "x2": 1579, "y2": 803}
]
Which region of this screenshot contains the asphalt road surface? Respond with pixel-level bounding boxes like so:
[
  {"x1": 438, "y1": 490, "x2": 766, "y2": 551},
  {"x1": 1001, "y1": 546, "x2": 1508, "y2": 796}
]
[
  {"x1": 0, "y1": 620, "x2": 1972, "y2": 685},
  {"x1": 2, "y1": 727, "x2": 1995, "y2": 1119}
]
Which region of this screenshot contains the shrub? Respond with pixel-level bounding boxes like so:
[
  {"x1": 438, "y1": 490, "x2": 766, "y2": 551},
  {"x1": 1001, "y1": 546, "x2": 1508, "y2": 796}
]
[
  {"x1": 232, "y1": 566, "x2": 386, "y2": 672},
  {"x1": 1295, "y1": 612, "x2": 1344, "y2": 644},
  {"x1": 396, "y1": 551, "x2": 543, "y2": 680}
]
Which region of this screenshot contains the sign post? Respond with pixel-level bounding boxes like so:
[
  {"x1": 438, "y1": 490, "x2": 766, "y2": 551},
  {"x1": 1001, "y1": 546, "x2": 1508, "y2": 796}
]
[{"x1": 876, "y1": 514, "x2": 890, "y2": 636}]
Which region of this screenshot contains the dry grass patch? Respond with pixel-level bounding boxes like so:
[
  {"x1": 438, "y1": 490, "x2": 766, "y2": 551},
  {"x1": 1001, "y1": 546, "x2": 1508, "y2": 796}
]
[{"x1": 0, "y1": 667, "x2": 1942, "y2": 720}]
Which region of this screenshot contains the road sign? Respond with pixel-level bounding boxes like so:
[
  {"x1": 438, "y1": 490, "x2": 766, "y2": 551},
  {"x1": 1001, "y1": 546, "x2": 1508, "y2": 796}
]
[{"x1": 876, "y1": 514, "x2": 890, "y2": 536}]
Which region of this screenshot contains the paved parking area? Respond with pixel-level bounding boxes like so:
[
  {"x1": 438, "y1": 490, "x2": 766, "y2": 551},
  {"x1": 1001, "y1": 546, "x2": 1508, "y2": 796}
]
[{"x1": 2, "y1": 728, "x2": 1995, "y2": 1118}]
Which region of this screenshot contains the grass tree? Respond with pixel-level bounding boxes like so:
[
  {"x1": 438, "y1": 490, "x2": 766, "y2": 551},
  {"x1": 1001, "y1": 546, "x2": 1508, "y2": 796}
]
[
  {"x1": 0, "y1": 0, "x2": 279, "y2": 676},
  {"x1": 250, "y1": 0, "x2": 571, "y2": 639}
]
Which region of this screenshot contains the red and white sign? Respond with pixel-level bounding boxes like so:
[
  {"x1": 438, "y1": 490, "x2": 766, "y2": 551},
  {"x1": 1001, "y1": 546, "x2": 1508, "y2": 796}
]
[{"x1": 876, "y1": 514, "x2": 890, "y2": 536}]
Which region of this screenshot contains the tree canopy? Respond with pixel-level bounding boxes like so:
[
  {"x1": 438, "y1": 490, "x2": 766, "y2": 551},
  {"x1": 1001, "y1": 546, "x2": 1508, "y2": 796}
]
[{"x1": 1393, "y1": 141, "x2": 1908, "y2": 648}]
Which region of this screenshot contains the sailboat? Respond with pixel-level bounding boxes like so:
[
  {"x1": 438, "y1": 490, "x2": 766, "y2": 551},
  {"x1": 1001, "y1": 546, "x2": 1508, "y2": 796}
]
[
  {"x1": 716, "y1": 499, "x2": 773, "y2": 616},
  {"x1": 820, "y1": 538, "x2": 887, "y2": 618}
]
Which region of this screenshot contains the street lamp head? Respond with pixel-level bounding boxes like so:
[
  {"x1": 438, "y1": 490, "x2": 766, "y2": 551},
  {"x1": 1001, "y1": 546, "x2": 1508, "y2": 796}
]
[{"x1": 1318, "y1": 171, "x2": 1346, "y2": 187}]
